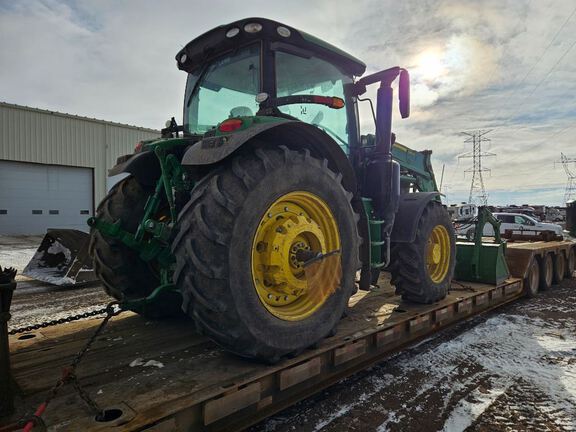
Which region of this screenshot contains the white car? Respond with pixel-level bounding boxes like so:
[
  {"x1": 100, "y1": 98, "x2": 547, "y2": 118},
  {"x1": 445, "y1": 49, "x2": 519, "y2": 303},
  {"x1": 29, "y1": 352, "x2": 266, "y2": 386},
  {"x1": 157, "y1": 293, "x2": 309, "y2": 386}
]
[{"x1": 484, "y1": 213, "x2": 563, "y2": 237}]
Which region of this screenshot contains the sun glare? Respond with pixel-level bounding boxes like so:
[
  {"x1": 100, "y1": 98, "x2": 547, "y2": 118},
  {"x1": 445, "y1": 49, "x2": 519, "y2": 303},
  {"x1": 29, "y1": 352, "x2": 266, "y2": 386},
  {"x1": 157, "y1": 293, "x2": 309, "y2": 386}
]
[{"x1": 415, "y1": 50, "x2": 446, "y2": 81}]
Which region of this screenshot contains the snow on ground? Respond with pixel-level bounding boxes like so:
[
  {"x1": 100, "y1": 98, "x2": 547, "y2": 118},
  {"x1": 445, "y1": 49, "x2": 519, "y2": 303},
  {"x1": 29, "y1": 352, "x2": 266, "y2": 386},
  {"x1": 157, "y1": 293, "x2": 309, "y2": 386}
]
[
  {"x1": 251, "y1": 281, "x2": 576, "y2": 432},
  {"x1": 0, "y1": 235, "x2": 44, "y2": 274},
  {"x1": 0, "y1": 247, "x2": 39, "y2": 272}
]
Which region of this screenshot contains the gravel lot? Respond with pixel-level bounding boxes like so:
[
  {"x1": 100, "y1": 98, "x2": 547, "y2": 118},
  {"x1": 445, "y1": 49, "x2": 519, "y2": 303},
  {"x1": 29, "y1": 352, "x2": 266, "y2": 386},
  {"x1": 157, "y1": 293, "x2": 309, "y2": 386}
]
[{"x1": 3, "y1": 236, "x2": 575, "y2": 431}]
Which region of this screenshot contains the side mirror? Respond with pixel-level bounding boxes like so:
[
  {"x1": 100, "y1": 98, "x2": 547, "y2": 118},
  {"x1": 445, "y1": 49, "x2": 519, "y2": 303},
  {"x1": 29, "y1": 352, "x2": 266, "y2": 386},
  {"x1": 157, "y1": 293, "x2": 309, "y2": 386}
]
[{"x1": 399, "y1": 69, "x2": 410, "y2": 119}]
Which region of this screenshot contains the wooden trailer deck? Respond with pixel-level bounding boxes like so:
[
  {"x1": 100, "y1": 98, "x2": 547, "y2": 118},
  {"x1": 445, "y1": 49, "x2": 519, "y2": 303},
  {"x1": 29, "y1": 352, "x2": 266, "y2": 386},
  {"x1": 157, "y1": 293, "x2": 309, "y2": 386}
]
[
  {"x1": 505, "y1": 239, "x2": 575, "y2": 279},
  {"x1": 3, "y1": 277, "x2": 523, "y2": 431}
]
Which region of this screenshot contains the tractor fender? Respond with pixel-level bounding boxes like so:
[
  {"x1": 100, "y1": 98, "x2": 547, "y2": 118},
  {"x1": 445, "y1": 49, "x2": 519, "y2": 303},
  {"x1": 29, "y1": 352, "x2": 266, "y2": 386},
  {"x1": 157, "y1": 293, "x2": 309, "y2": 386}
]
[
  {"x1": 108, "y1": 151, "x2": 161, "y2": 187},
  {"x1": 108, "y1": 138, "x2": 193, "y2": 187},
  {"x1": 181, "y1": 120, "x2": 357, "y2": 193},
  {"x1": 391, "y1": 192, "x2": 440, "y2": 243}
]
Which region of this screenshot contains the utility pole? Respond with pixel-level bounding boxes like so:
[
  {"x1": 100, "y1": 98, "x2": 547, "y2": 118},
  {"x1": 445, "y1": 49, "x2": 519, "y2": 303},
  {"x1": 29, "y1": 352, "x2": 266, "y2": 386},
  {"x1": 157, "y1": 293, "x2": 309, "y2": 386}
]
[
  {"x1": 555, "y1": 152, "x2": 576, "y2": 204},
  {"x1": 458, "y1": 130, "x2": 495, "y2": 206}
]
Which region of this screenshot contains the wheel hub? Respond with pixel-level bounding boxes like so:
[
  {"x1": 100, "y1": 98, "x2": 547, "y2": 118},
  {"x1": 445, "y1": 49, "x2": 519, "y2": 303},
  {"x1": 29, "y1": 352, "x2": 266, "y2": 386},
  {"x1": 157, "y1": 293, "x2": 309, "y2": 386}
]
[
  {"x1": 252, "y1": 191, "x2": 340, "y2": 321},
  {"x1": 426, "y1": 225, "x2": 451, "y2": 283}
]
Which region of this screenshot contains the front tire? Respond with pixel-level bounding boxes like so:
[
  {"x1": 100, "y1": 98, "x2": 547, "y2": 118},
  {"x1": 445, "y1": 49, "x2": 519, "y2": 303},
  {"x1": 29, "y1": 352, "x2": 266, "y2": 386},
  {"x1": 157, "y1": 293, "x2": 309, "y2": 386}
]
[
  {"x1": 172, "y1": 147, "x2": 360, "y2": 361},
  {"x1": 390, "y1": 201, "x2": 456, "y2": 304}
]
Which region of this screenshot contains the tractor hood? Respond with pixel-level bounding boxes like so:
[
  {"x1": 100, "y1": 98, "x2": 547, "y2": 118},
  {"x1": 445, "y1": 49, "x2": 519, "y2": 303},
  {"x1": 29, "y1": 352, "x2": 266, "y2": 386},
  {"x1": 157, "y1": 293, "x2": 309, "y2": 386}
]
[{"x1": 175, "y1": 17, "x2": 366, "y2": 77}]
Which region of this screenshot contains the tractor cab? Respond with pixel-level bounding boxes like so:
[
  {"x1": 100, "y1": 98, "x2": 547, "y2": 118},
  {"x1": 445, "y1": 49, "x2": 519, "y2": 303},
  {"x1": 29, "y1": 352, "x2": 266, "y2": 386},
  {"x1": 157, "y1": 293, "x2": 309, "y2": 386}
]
[{"x1": 177, "y1": 18, "x2": 366, "y2": 153}]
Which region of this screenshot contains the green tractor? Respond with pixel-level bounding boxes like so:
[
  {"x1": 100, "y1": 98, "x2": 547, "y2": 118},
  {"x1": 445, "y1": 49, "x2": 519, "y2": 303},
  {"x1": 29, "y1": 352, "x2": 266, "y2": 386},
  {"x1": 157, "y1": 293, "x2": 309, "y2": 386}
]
[{"x1": 88, "y1": 18, "x2": 456, "y2": 362}]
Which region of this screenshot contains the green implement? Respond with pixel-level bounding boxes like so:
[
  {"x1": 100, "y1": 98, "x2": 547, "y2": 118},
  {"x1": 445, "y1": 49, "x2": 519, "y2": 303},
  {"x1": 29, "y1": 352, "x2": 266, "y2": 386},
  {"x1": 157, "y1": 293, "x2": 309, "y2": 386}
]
[{"x1": 454, "y1": 207, "x2": 510, "y2": 285}]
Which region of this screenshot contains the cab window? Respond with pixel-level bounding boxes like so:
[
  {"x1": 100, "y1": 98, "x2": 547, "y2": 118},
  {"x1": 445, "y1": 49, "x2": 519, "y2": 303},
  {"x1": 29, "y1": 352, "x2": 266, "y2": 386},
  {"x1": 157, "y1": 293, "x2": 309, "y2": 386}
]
[
  {"x1": 185, "y1": 44, "x2": 261, "y2": 134},
  {"x1": 275, "y1": 51, "x2": 352, "y2": 152}
]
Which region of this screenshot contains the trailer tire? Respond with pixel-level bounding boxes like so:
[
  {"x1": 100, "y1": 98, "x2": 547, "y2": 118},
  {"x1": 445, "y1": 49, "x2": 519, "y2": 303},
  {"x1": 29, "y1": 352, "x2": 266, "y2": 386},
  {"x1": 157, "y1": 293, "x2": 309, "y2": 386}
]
[
  {"x1": 390, "y1": 201, "x2": 455, "y2": 304},
  {"x1": 524, "y1": 258, "x2": 540, "y2": 298},
  {"x1": 172, "y1": 147, "x2": 360, "y2": 362},
  {"x1": 89, "y1": 177, "x2": 180, "y2": 318},
  {"x1": 566, "y1": 247, "x2": 575, "y2": 279},
  {"x1": 553, "y1": 252, "x2": 565, "y2": 285},
  {"x1": 539, "y1": 254, "x2": 553, "y2": 291}
]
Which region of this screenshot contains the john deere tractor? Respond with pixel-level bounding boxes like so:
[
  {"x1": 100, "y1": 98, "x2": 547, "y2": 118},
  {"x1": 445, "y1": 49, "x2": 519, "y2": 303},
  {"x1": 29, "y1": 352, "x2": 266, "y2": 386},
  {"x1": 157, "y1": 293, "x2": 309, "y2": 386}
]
[{"x1": 88, "y1": 18, "x2": 455, "y2": 361}]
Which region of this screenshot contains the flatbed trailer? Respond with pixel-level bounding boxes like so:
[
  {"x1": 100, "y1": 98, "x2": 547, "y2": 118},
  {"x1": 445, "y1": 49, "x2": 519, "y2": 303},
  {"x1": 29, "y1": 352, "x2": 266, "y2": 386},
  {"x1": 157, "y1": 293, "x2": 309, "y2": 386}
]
[
  {"x1": 505, "y1": 239, "x2": 575, "y2": 280},
  {"x1": 3, "y1": 277, "x2": 524, "y2": 432}
]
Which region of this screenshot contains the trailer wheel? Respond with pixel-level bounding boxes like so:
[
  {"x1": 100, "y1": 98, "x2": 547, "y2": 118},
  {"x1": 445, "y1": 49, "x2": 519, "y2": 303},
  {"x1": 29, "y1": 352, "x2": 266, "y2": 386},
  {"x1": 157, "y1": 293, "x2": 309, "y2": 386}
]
[
  {"x1": 566, "y1": 247, "x2": 575, "y2": 279},
  {"x1": 524, "y1": 258, "x2": 540, "y2": 298},
  {"x1": 89, "y1": 177, "x2": 180, "y2": 318},
  {"x1": 539, "y1": 254, "x2": 553, "y2": 291},
  {"x1": 553, "y1": 252, "x2": 565, "y2": 285},
  {"x1": 390, "y1": 201, "x2": 456, "y2": 304},
  {"x1": 172, "y1": 147, "x2": 360, "y2": 362}
]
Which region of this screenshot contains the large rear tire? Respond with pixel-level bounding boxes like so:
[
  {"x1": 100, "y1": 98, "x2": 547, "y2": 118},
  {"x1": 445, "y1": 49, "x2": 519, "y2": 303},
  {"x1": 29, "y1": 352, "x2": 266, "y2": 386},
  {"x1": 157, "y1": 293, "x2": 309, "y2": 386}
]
[
  {"x1": 172, "y1": 147, "x2": 360, "y2": 362},
  {"x1": 390, "y1": 201, "x2": 456, "y2": 304},
  {"x1": 89, "y1": 177, "x2": 179, "y2": 317}
]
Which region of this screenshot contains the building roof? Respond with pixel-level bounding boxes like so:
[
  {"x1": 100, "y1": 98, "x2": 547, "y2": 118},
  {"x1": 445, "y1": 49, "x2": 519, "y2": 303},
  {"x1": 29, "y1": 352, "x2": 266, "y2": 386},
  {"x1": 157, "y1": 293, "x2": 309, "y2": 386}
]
[{"x1": 0, "y1": 101, "x2": 159, "y2": 133}]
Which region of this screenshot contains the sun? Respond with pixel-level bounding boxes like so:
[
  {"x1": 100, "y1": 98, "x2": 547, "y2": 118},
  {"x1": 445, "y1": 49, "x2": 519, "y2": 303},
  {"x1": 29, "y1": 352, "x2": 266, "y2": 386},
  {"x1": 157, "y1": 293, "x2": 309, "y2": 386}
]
[{"x1": 415, "y1": 49, "x2": 446, "y2": 81}]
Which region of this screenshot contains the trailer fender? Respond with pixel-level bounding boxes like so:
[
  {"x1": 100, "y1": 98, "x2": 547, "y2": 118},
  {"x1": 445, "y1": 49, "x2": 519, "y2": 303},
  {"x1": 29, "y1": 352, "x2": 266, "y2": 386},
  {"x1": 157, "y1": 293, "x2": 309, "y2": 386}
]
[{"x1": 391, "y1": 192, "x2": 440, "y2": 243}]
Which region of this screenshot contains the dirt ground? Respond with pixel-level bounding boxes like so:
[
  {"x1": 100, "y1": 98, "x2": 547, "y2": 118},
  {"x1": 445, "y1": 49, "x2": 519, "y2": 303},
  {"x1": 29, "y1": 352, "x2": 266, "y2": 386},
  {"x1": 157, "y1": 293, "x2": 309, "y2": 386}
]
[{"x1": 2, "y1": 236, "x2": 575, "y2": 431}]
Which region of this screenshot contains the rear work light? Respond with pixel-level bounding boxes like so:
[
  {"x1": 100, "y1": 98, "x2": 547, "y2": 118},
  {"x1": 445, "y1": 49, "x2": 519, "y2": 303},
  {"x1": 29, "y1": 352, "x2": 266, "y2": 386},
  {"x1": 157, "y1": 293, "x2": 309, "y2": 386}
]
[{"x1": 218, "y1": 118, "x2": 243, "y2": 133}]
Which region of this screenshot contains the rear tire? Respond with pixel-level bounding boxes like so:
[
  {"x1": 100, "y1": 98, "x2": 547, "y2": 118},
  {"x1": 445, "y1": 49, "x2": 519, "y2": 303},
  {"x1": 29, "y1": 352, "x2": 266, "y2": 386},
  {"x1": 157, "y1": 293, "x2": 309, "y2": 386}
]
[
  {"x1": 524, "y1": 258, "x2": 540, "y2": 298},
  {"x1": 172, "y1": 147, "x2": 360, "y2": 361},
  {"x1": 390, "y1": 201, "x2": 456, "y2": 304},
  {"x1": 553, "y1": 252, "x2": 565, "y2": 285},
  {"x1": 539, "y1": 254, "x2": 553, "y2": 291},
  {"x1": 89, "y1": 177, "x2": 179, "y2": 318},
  {"x1": 565, "y1": 247, "x2": 575, "y2": 279}
]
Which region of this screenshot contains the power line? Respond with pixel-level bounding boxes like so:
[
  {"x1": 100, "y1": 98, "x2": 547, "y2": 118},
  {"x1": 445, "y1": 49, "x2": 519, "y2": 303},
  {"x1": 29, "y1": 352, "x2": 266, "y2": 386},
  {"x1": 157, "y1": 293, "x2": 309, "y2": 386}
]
[
  {"x1": 490, "y1": 5, "x2": 576, "y2": 132},
  {"x1": 458, "y1": 130, "x2": 496, "y2": 205},
  {"x1": 501, "y1": 35, "x2": 576, "y2": 130}
]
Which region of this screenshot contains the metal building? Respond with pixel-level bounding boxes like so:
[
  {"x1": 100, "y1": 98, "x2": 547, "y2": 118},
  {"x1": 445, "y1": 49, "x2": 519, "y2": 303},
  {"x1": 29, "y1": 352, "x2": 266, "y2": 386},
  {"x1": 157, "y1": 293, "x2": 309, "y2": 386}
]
[{"x1": 0, "y1": 102, "x2": 159, "y2": 235}]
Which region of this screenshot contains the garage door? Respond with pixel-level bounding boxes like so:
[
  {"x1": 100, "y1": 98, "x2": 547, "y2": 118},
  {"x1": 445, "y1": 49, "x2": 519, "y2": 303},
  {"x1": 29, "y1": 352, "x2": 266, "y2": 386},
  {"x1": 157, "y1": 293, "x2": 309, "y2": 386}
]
[{"x1": 0, "y1": 161, "x2": 93, "y2": 235}]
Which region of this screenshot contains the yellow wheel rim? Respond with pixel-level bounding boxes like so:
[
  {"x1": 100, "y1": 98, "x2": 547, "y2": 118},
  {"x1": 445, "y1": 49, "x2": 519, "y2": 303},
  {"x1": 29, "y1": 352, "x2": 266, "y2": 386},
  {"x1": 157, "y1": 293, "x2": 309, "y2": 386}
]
[
  {"x1": 426, "y1": 225, "x2": 451, "y2": 283},
  {"x1": 251, "y1": 191, "x2": 340, "y2": 321}
]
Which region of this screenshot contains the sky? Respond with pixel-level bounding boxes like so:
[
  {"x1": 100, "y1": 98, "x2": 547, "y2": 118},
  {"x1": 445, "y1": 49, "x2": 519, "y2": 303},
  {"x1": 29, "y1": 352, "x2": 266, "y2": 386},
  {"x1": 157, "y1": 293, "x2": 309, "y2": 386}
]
[{"x1": 1, "y1": 0, "x2": 575, "y2": 206}]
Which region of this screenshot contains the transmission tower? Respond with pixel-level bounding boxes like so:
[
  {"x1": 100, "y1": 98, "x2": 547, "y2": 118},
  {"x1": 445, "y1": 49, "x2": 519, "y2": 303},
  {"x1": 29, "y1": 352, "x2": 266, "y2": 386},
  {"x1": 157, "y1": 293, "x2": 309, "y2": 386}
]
[
  {"x1": 458, "y1": 130, "x2": 496, "y2": 206},
  {"x1": 556, "y1": 153, "x2": 576, "y2": 204}
]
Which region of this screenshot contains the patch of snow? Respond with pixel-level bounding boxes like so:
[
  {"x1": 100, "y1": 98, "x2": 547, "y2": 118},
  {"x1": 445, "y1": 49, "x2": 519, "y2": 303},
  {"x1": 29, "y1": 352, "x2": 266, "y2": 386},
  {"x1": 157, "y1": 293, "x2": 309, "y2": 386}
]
[
  {"x1": 441, "y1": 379, "x2": 509, "y2": 431},
  {"x1": 0, "y1": 248, "x2": 38, "y2": 272},
  {"x1": 47, "y1": 241, "x2": 72, "y2": 261},
  {"x1": 129, "y1": 358, "x2": 164, "y2": 368},
  {"x1": 130, "y1": 358, "x2": 144, "y2": 367}
]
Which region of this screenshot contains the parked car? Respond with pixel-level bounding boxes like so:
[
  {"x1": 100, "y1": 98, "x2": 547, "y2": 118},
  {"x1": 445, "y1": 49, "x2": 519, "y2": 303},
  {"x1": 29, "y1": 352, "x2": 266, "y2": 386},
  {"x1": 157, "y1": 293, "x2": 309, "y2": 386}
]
[
  {"x1": 460, "y1": 212, "x2": 564, "y2": 238},
  {"x1": 476, "y1": 213, "x2": 563, "y2": 236}
]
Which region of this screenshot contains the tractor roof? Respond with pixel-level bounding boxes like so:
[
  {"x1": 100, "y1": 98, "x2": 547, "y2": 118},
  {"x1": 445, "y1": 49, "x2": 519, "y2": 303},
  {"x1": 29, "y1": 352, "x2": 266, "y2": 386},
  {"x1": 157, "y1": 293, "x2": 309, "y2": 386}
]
[{"x1": 176, "y1": 17, "x2": 366, "y2": 77}]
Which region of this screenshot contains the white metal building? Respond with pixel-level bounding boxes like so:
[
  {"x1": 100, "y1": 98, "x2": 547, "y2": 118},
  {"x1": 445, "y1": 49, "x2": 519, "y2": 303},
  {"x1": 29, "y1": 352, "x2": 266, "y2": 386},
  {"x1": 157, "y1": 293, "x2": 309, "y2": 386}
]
[{"x1": 0, "y1": 102, "x2": 159, "y2": 235}]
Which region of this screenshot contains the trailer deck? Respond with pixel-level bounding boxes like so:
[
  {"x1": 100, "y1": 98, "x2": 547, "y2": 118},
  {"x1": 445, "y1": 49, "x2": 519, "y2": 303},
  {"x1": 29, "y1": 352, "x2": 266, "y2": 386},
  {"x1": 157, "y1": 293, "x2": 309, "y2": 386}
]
[{"x1": 4, "y1": 277, "x2": 523, "y2": 431}]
